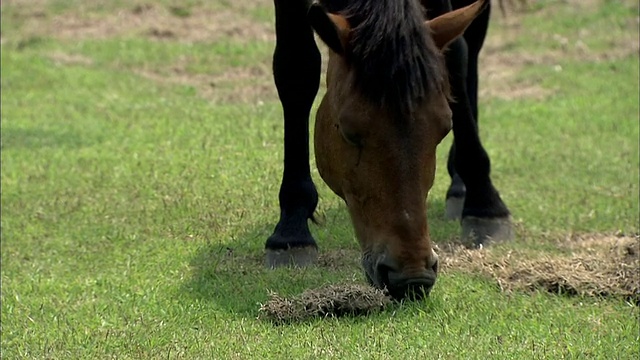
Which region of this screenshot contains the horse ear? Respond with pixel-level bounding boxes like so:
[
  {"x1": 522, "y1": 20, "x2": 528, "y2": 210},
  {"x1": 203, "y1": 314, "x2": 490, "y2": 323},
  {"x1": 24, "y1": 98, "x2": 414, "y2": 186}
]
[
  {"x1": 308, "y1": 4, "x2": 350, "y2": 55},
  {"x1": 426, "y1": 0, "x2": 489, "y2": 50}
]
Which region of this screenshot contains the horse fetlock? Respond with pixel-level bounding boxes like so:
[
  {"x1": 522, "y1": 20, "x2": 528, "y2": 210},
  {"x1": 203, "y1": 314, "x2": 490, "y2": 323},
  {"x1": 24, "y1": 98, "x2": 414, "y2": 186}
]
[{"x1": 279, "y1": 180, "x2": 318, "y2": 217}]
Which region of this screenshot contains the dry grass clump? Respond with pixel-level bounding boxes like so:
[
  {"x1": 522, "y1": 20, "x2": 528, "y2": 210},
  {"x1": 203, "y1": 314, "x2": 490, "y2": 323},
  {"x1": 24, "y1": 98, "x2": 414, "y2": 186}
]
[
  {"x1": 258, "y1": 284, "x2": 392, "y2": 323},
  {"x1": 259, "y1": 234, "x2": 637, "y2": 323},
  {"x1": 440, "y1": 234, "x2": 639, "y2": 303}
]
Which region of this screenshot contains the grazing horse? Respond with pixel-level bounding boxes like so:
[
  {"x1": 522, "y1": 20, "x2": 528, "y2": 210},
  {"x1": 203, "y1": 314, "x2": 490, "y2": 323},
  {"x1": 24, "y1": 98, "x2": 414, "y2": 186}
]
[{"x1": 265, "y1": 0, "x2": 512, "y2": 300}]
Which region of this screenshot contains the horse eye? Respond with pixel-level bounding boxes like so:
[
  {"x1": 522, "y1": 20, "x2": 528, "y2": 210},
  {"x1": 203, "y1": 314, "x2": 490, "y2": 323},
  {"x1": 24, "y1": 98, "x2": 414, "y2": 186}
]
[{"x1": 338, "y1": 124, "x2": 364, "y2": 147}]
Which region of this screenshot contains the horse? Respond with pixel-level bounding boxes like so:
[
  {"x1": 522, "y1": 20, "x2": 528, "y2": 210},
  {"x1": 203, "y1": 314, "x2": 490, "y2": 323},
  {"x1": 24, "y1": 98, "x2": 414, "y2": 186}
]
[{"x1": 265, "y1": 0, "x2": 512, "y2": 300}]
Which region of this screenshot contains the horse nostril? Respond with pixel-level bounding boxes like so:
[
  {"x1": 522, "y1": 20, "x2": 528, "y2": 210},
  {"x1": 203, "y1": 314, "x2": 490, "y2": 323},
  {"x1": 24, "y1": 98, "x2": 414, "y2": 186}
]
[{"x1": 375, "y1": 262, "x2": 394, "y2": 288}]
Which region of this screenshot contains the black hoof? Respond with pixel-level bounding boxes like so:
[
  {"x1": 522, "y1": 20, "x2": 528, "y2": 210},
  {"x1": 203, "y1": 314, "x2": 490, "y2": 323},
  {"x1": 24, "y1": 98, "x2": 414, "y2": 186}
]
[
  {"x1": 265, "y1": 246, "x2": 319, "y2": 268},
  {"x1": 461, "y1": 216, "x2": 513, "y2": 248},
  {"x1": 445, "y1": 196, "x2": 464, "y2": 220}
]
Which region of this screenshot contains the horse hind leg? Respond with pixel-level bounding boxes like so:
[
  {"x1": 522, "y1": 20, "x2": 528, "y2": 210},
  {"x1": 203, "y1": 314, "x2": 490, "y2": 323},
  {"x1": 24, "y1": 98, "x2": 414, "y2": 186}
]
[
  {"x1": 265, "y1": 0, "x2": 322, "y2": 268},
  {"x1": 444, "y1": 2, "x2": 513, "y2": 247},
  {"x1": 445, "y1": 144, "x2": 466, "y2": 220},
  {"x1": 445, "y1": 0, "x2": 488, "y2": 221}
]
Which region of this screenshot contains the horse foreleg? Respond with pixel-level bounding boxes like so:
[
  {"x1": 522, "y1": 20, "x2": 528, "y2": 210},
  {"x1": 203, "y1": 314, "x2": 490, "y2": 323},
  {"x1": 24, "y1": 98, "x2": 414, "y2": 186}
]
[{"x1": 265, "y1": 0, "x2": 322, "y2": 267}]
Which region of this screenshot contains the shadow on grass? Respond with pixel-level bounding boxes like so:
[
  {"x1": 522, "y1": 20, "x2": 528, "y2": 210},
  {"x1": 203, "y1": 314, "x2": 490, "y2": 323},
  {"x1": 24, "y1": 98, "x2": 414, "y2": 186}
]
[
  {"x1": 1, "y1": 127, "x2": 103, "y2": 150},
  {"x1": 181, "y1": 196, "x2": 463, "y2": 318}
]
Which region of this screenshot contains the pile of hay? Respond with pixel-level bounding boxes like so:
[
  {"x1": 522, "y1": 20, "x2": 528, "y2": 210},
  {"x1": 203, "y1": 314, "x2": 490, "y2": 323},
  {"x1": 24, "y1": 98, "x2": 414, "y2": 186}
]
[
  {"x1": 259, "y1": 284, "x2": 392, "y2": 323},
  {"x1": 440, "y1": 234, "x2": 639, "y2": 303}
]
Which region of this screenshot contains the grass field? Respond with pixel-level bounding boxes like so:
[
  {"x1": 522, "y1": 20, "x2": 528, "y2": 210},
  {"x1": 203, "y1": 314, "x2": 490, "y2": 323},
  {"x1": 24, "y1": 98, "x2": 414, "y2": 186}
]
[{"x1": 2, "y1": 0, "x2": 639, "y2": 358}]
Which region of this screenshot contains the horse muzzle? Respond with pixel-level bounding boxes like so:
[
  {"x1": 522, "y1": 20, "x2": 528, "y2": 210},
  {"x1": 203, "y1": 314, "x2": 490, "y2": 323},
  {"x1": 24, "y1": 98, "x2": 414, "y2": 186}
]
[{"x1": 364, "y1": 250, "x2": 439, "y2": 300}]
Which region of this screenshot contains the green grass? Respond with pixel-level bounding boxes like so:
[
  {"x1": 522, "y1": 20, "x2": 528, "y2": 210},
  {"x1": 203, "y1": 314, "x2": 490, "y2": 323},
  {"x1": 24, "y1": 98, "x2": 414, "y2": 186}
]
[
  {"x1": 2, "y1": 0, "x2": 639, "y2": 358},
  {"x1": 503, "y1": 0, "x2": 638, "y2": 53}
]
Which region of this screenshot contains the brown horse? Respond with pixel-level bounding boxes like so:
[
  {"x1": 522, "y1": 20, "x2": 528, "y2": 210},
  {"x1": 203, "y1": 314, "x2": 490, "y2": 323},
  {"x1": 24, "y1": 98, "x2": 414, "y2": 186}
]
[{"x1": 266, "y1": 0, "x2": 511, "y2": 300}]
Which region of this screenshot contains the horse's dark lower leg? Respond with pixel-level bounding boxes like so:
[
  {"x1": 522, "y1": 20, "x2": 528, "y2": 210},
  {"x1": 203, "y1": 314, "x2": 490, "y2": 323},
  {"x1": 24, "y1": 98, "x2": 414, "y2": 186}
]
[
  {"x1": 426, "y1": 0, "x2": 511, "y2": 245},
  {"x1": 445, "y1": 35, "x2": 512, "y2": 246},
  {"x1": 445, "y1": 144, "x2": 466, "y2": 220},
  {"x1": 445, "y1": 0, "x2": 489, "y2": 220},
  {"x1": 462, "y1": 0, "x2": 490, "y2": 122},
  {"x1": 265, "y1": 0, "x2": 321, "y2": 267}
]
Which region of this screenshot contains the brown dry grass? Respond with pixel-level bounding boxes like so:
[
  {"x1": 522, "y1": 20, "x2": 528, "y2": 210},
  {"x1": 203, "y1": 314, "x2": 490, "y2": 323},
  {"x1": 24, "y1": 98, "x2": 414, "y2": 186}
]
[
  {"x1": 439, "y1": 233, "x2": 639, "y2": 302},
  {"x1": 134, "y1": 62, "x2": 277, "y2": 105},
  {"x1": 258, "y1": 284, "x2": 391, "y2": 324},
  {"x1": 258, "y1": 233, "x2": 638, "y2": 323},
  {"x1": 6, "y1": 2, "x2": 274, "y2": 44},
  {"x1": 47, "y1": 51, "x2": 94, "y2": 66},
  {"x1": 479, "y1": 0, "x2": 640, "y2": 100}
]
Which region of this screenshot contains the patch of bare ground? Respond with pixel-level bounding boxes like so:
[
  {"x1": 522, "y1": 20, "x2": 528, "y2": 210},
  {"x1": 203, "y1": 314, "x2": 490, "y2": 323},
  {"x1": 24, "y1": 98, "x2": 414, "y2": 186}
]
[
  {"x1": 192, "y1": 244, "x2": 361, "y2": 274},
  {"x1": 439, "y1": 233, "x2": 639, "y2": 303},
  {"x1": 316, "y1": 248, "x2": 362, "y2": 272},
  {"x1": 10, "y1": 3, "x2": 274, "y2": 44},
  {"x1": 47, "y1": 51, "x2": 93, "y2": 66},
  {"x1": 479, "y1": 0, "x2": 639, "y2": 100},
  {"x1": 135, "y1": 61, "x2": 278, "y2": 105},
  {"x1": 149, "y1": 0, "x2": 637, "y2": 104},
  {"x1": 133, "y1": 42, "x2": 338, "y2": 105},
  {"x1": 6, "y1": 1, "x2": 638, "y2": 104}
]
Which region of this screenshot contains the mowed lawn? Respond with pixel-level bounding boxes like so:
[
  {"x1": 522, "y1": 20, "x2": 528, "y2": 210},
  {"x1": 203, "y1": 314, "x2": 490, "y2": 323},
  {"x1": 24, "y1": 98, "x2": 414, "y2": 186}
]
[{"x1": 1, "y1": 0, "x2": 639, "y2": 359}]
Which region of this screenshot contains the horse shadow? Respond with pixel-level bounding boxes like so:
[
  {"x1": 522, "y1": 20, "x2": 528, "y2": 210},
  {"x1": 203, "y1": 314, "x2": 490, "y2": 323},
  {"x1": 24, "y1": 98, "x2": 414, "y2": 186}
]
[
  {"x1": 1, "y1": 127, "x2": 104, "y2": 150},
  {"x1": 181, "y1": 197, "x2": 462, "y2": 318}
]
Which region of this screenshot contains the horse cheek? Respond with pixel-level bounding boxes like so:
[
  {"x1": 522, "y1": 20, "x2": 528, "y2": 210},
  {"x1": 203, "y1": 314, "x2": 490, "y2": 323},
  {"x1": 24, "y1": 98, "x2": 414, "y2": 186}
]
[{"x1": 314, "y1": 97, "x2": 346, "y2": 199}]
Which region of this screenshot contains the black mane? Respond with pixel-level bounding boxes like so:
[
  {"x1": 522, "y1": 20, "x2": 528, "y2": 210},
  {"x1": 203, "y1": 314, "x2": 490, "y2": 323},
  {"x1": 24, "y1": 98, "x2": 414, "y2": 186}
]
[{"x1": 322, "y1": 0, "x2": 448, "y2": 115}]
